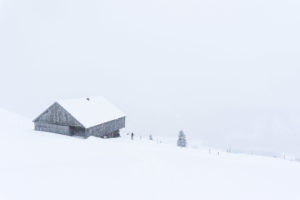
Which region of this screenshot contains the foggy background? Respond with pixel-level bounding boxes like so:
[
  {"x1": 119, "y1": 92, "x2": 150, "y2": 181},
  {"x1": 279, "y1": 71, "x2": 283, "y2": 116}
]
[{"x1": 1, "y1": 0, "x2": 300, "y2": 156}]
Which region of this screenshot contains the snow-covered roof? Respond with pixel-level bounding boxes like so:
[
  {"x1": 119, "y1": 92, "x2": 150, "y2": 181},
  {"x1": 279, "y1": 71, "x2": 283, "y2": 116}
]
[{"x1": 57, "y1": 96, "x2": 125, "y2": 128}]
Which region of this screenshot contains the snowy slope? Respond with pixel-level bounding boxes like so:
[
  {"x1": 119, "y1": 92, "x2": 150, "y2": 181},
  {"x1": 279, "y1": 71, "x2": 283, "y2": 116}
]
[
  {"x1": 0, "y1": 109, "x2": 299, "y2": 200},
  {"x1": 1, "y1": 0, "x2": 300, "y2": 161}
]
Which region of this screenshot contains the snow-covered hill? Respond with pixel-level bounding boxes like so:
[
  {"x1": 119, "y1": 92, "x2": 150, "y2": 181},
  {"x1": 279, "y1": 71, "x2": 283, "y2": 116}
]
[
  {"x1": 0, "y1": 109, "x2": 299, "y2": 200},
  {"x1": 1, "y1": 0, "x2": 300, "y2": 160}
]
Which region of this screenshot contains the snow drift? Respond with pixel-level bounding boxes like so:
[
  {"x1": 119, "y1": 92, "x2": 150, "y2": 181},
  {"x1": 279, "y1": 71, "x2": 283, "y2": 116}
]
[{"x1": 0, "y1": 108, "x2": 299, "y2": 200}]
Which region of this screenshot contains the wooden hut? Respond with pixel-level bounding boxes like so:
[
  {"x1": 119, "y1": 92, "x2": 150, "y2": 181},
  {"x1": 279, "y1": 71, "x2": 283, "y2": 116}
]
[{"x1": 33, "y1": 97, "x2": 125, "y2": 138}]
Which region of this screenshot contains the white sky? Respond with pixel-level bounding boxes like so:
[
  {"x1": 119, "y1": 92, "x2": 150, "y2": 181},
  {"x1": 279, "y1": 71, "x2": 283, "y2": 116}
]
[{"x1": 1, "y1": 0, "x2": 300, "y2": 156}]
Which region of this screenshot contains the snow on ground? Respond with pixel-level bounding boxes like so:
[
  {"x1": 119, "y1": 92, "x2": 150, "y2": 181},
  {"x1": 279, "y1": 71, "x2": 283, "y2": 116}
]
[{"x1": 0, "y1": 108, "x2": 300, "y2": 200}]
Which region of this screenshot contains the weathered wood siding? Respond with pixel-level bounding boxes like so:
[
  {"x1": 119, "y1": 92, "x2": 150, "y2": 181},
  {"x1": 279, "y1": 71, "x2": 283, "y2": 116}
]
[
  {"x1": 34, "y1": 103, "x2": 125, "y2": 138},
  {"x1": 33, "y1": 103, "x2": 83, "y2": 136},
  {"x1": 87, "y1": 117, "x2": 125, "y2": 138},
  {"x1": 34, "y1": 122, "x2": 71, "y2": 135},
  {"x1": 34, "y1": 103, "x2": 82, "y2": 127}
]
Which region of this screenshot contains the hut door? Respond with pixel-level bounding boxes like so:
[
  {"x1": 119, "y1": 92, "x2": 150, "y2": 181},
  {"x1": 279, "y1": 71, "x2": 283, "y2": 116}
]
[
  {"x1": 70, "y1": 126, "x2": 85, "y2": 137},
  {"x1": 69, "y1": 126, "x2": 76, "y2": 136}
]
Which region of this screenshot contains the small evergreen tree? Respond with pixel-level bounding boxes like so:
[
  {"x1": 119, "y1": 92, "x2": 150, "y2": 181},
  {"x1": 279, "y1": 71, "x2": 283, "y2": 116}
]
[
  {"x1": 149, "y1": 134, "x2": 153, "y2": 140},
  {"x1": 177, "y1": 130, "x2": 187, "y2": 147}
]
